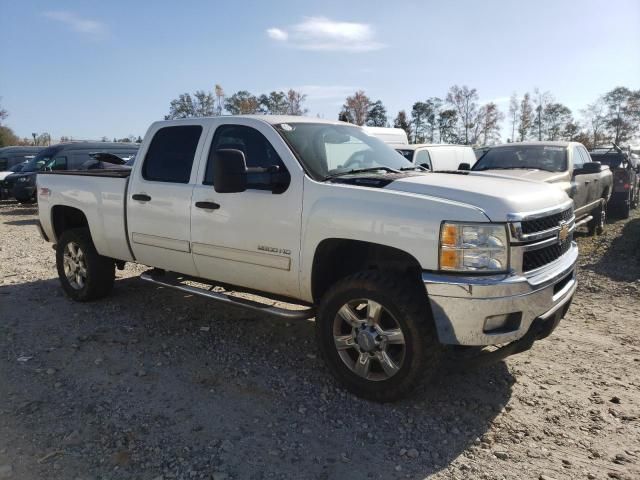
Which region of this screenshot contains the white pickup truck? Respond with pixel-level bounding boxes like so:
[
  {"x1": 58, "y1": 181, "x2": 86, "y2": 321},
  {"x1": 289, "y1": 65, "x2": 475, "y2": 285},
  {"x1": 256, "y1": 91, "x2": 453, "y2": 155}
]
[{"x1": 37, "y1": 116, "x2": 578, "y2": 401}]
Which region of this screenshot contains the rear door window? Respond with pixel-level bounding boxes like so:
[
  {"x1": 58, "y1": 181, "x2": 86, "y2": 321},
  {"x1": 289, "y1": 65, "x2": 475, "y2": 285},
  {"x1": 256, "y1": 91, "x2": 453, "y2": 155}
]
[
  {"x1": 572, "y1": 147, "x2": 584, "y2": 169},
  {"x1": 142, "y1": 126, "x2": 202, "y2": 183}
]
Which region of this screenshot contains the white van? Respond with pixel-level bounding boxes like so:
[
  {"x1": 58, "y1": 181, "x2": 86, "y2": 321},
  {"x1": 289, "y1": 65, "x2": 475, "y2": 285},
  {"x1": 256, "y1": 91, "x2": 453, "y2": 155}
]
[
  {"x1": 391, "y1": 144, "x2": 477, "y2": 171},
  {"x1": 362, "y1": 126, "x2": 409, "y2": 145}
]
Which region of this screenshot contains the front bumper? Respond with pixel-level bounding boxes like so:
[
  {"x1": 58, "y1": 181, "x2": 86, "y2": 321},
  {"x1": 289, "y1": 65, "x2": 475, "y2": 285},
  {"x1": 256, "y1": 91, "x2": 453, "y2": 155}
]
[
  {"x1": 13, "y1": 184, "x2": 36, "y2": 200},
  {"x1": 423, "y1": 242, "x2": 578, "y2": 346}
]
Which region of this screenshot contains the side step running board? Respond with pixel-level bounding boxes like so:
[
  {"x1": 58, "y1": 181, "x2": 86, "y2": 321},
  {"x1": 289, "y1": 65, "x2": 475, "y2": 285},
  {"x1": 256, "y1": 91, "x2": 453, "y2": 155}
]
[
  {"x1": 574, "y1": 215, "x2": 593, "y2": 228},
  {"x1": 140, "y1": 271, "x2": 315, "y2": 320}
]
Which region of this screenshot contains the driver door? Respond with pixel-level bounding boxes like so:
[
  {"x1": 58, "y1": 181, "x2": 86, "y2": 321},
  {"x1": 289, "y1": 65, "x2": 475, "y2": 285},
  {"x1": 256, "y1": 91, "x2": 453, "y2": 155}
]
[{"x1": 190, "y1": 122, "x2": 303, "y2": 298}]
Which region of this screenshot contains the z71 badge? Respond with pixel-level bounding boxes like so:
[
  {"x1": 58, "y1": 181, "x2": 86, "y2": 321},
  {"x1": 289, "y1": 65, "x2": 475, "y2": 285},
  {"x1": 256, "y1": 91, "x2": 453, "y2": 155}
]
[{"x1": 258, "y1": 245, "x2": 291, "y2": 255}]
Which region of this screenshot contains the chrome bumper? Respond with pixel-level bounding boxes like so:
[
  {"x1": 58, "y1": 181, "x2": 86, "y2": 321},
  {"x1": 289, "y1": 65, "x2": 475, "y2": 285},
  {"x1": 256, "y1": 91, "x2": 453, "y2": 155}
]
[{"x1": 423, "y1": 242, "x2": 578, "y2": 346}]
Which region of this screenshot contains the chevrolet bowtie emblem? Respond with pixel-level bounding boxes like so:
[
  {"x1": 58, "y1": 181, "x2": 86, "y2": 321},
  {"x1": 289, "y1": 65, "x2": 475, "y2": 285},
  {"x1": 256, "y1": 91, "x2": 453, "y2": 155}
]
[{"x1": 558, "y1": 223, "x2": 569, "y2": 242}]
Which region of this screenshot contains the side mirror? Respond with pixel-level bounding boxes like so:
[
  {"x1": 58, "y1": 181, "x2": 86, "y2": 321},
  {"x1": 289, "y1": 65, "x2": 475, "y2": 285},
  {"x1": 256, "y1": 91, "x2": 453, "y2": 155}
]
[
  {"x1": 458, "y1": 162, "x2": 471, "y2": 171},
  {"x1": 419, "y1": 163, "x2": 432, "y2": 171},
  {"x1": 213, "y1": 149, "x2": 248, "y2": 193},
  {"x1": 576, "y1": 162, "x2": 602, "y2": 174}
]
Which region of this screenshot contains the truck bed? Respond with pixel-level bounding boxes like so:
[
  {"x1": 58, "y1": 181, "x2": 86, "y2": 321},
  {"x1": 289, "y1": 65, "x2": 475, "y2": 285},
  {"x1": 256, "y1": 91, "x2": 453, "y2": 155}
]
[{"x1": 37, "y1": 171, "x2": 134, "y2": 262}]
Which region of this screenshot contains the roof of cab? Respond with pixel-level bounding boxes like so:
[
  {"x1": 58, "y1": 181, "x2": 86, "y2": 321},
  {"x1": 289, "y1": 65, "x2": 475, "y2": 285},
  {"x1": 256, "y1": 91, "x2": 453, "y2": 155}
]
[
  {"x1": 388, "y1": 143, "x2": 472, "y2": 150},
  {"x1": 158, "y1": 115, "x2": 350, "y2": 127},
  {"x1": 489, "y1": 141, "x2": 577, "y2": 149}
]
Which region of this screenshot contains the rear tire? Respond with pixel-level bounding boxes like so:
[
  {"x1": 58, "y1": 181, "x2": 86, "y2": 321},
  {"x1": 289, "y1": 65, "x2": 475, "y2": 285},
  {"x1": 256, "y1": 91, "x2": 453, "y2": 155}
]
[
  {"x1": 315, "y1": 271, "x2": 442, "y2": 402},
  {"x1": 56, "y1": 228, "x2": 115, "y2": 301},
  {"x1": 587, "y1": 201, "x2": 606, "y2": 236},
  {"x1": 620, "y1": 195, "x2": 631, "y2": 219}
]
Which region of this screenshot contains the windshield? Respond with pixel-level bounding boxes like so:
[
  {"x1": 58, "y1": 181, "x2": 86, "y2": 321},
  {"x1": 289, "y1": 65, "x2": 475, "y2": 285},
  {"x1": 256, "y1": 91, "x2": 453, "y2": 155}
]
[
  {"x1": 22, "y1": 149, "x2": 57, "y2": 172},
  {"x1": 590, "y1": 154, "x2": 624, "y2": 169},
  {"x1": 473, "y1": 145, "x2": 567, "y2": 172},
  {"x1": 274, "y1": 123, "x2": 413, "y2": 180}
]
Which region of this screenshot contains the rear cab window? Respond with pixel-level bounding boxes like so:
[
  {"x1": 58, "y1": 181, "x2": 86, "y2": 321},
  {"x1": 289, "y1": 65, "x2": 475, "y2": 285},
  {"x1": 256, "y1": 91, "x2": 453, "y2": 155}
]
[{"x1": 142, "y1": 126, "x2": 203, "y2": 183}]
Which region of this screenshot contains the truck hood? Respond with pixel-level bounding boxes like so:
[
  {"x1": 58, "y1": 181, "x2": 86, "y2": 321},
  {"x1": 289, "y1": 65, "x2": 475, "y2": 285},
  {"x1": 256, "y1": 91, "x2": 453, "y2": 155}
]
[
  {"x1": 384, "y1": 172, "x2": 569, "y2": 221},
  {"x1": 471, "y1": 168, "x2": 565, "y2": 184}
]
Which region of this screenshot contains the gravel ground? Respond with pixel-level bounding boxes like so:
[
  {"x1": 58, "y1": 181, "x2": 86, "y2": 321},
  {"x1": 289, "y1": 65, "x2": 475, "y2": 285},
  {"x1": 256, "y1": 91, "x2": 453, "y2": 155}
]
[{"x1": 0, "y1": 200, "x2": 639, "y2": 480}]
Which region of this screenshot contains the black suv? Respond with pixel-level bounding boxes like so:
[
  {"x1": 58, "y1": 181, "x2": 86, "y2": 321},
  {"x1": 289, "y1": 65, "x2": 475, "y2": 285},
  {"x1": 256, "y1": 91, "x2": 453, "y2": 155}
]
[{"x1": 589, "y1": 144, "x2": 639, "y2": 218}]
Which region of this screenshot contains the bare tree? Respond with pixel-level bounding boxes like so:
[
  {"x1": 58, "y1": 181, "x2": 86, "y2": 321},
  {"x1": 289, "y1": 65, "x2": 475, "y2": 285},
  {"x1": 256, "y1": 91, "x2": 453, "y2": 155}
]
[
  {"x1": 215, "y1": 84, "x2": 225, "y2": 116},
  {"x1": 532, "y1": 88, "x2": 553, "y2": 140},
  {"x1": 286, "y1": 89, "x2": 308, "y2": 116},
  {"x1": 341, "y1": 90, "x2": 371, "y2": 126},
  {"x1": 478, "y1": 102, "x2": 504, "y2": 145},
  {"x1": 581, "y1": 99, "x2": 608, "y2": 147},
  {"x1": 508, "y1": 93, "x2": 519, "y2": 142},
  {"x1": 0, "y1": 97, "x2": 7, "y2": 126},
  {"x1": 446, "y1": 85, "x2": 479, "y2": 144}
]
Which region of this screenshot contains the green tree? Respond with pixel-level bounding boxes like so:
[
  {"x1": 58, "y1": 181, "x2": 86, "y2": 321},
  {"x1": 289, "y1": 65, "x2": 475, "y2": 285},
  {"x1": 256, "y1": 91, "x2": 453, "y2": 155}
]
[
  {"x1": 366, "y1": 100, "x2": 388, "y2": 127},
  {"x1": 393, "y1": 110, "x2": 411, "y2": 139},
  {"x1": 543, "y1": 102, "x2": 573, "y2": 140},
  {"x1": 259, "y1": 91, "x2": 289, "y2": 114},
  {"x1": 166, "y1": 93, "x2": 195, "y2": 119},
  {"x1": 225, "y1": 90, "x2": 260, "y2": 115},
  {"x1": 603, "y1": 86, "x2": 640, "y2": 144},
  {"x1": 0, "y1": 126, "x2": 19, "y2": 147},
  {"x1": 438, "y1": 109, "x2": 458, "y2": 143}
]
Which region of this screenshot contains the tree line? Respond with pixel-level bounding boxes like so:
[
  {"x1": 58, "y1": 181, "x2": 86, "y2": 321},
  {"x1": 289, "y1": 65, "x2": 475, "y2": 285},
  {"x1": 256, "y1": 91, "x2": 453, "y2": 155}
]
[
  {"x1": 1, "y1": 85, "x2": 638, "y2": 149},
  {"x1": 165, "y1": 84, "x2": 308, "y2": 120},
  {"x1": 340, "y1": 86, "x2": 640, "y2": 149}
]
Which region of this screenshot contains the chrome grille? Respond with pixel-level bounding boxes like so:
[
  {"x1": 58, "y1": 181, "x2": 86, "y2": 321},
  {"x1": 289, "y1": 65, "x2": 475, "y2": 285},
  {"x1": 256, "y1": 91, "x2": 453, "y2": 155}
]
[
  {"x1": 522, "y1": 235, "x2": 573, "y2": 272},
  {"x1": 520, "y1": 207, "x2": 573, "y2": 235}
]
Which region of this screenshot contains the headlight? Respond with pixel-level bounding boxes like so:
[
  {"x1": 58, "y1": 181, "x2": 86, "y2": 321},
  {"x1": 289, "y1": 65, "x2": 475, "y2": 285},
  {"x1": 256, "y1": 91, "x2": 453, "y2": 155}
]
[
  {"x1": 439, "y1": 222, "x2": 509, "y2": 272},
  {"x1": 18, "y1": 177, "x2": 28, "y2": 182}
]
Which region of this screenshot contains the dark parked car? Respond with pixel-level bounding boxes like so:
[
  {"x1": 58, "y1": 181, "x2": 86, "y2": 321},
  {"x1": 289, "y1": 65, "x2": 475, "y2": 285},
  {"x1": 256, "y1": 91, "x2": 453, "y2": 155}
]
[
  {"x1": 9, "y1": 142, "x2": 139, "y2": 203},
  {"x1": 589, "y1": 145, "x2": 639, "y2": 218},
  {"x1": 0, "y1": 146, "x2": 45, "y2": 171}
]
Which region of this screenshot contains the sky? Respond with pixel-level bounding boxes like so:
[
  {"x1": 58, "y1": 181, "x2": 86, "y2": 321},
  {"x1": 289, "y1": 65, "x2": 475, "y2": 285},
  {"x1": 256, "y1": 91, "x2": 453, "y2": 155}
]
[{"x1": 1, "y1": 0, "x2": 639, "y2": 141}]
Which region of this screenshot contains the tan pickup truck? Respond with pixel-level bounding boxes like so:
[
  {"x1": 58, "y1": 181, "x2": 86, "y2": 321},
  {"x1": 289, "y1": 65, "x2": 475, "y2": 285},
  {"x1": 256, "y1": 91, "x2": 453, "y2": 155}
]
[{"x1": 471, "y1": 141, "x2": 613, "y2": 235}]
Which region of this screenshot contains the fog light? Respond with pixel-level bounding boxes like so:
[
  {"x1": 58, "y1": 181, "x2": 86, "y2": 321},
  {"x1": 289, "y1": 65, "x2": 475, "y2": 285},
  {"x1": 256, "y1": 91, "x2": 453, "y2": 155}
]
[{"x1": 483, "y1": 313, "x2": 522, "y2": 334}]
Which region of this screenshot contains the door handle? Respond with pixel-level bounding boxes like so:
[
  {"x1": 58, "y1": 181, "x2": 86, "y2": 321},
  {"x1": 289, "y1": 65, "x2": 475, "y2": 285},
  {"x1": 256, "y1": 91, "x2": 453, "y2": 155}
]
[
  {"x1": 584, "y1": 180, "x2": 590, "y2": 184},
  {"x1": 132, "y1": 193, "x2": 151, "y2": 201},
  {"x1": 195, "y1": 201, "x2": 220, "y2": 210}
]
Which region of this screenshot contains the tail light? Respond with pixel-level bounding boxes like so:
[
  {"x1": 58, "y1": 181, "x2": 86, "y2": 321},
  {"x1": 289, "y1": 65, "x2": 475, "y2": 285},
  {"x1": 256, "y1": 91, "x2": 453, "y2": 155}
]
[{"x1": 614, "y1": 170, "x2": 630, "y2": 190}]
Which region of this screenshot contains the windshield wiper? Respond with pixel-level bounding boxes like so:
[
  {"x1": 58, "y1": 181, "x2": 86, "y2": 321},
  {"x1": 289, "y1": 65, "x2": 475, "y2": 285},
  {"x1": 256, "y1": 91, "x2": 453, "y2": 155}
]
[
  {"x1": 399, "y1": 166, "x2": 429, "y2": 172},
  {"x1": 324, "y1": 166, "x2": 401, "y2": 180}
]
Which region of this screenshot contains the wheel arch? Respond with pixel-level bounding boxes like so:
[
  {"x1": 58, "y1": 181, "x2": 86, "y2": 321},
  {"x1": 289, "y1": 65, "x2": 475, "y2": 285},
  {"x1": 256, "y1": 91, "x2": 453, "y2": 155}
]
[
  {"x1": 310, "y1": 238, "x2": 424, "y2": 303},
  {"x1": 51, "y1": 205, "x2": 90, "y2": 243}
]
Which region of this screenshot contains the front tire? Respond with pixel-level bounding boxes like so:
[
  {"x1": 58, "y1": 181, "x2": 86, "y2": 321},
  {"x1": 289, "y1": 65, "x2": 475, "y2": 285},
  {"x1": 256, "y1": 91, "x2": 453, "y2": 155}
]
[
  {"x1": 56, "y1": 228, "x2": 115, "y2": 301},
  {"x1": 315, "y1": 271, "x2": 441, "y2": 402}
]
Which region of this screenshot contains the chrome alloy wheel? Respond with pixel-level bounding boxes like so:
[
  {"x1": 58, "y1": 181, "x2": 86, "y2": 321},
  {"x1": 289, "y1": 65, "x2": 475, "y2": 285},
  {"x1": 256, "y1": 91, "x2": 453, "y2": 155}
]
[
  {"x1": 332, "y1": 299, "x2": 406, "y2": 381},
  {"x1": 63, "y1": 242, "x2": 87, "y2": 290}
]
